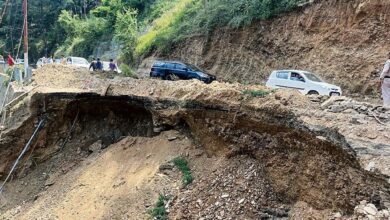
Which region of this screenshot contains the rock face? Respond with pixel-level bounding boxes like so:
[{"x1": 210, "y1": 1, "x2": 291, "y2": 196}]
[
  {"x1": 353, "y1": 200, "x2": 390, "y2": 220},
  {"x1": 146, "y1": 0, "x2": 390, "y2": 94}
]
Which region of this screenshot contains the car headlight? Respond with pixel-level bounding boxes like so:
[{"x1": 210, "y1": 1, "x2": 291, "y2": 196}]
[{"x1": 198, "y1": 72, "x2": 208, "y2": 78}]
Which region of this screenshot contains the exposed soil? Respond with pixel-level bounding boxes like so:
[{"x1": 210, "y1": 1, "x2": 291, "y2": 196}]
[
  {"x1": 143, "y1": 0, "x2": 390, "y2": 95},
  {"x1": 0, "y1": 131, "x2": 192, "y2": 219},
  {"x1": 0, "y1": 63, "x2": 390, "y2": 219}
]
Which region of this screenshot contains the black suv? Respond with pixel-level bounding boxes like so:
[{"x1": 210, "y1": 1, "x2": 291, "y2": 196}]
[{"x1": 150, "y1": 61, "x2": 216, "y2": 84}]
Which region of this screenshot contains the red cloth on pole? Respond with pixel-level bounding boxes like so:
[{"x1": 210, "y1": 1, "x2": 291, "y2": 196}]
[{"x1": 7, "y1": 55, "x2": 14, "y2": 66}]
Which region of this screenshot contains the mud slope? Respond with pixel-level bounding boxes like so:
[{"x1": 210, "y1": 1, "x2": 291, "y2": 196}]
[{"x1": 149, "y1": 0, "x2": 390, "y2": 94}]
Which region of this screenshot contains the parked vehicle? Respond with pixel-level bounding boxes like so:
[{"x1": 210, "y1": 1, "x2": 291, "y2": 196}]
[
  {"x1": 36, "y1": 58, "x2": 44, "y2": 68},
  {"x1": 150, "y1": 61, "x2": 216, "y2": 84},
  {"x1": 266, "y1": 70, "x2": 342, "y2": 96},
  {"x1": 66, "y1": 57, "x2": 90, "y2": 68},
  {"x1": 15, "y1": 58, "x2": 24, "y2": 65}
]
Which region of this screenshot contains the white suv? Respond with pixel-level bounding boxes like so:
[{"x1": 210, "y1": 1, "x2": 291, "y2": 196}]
[{"x1": 266, "y1": 70, "x2": 342, "y2": 96}]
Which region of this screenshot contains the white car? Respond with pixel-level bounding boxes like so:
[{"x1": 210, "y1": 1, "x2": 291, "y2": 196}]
[
  {"x1": 266, "y1": 70, "x2": 342, "y2": 96},
  {"x1": 36, "y1": 58, "x2": 44, "y2": 68},
  {"x1": 66, "y1": 57, "x2": 90, "y2": 68}
]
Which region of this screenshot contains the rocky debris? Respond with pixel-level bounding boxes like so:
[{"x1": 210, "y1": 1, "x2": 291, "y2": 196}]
[
  {"x1": 353, "y1": 200, "x2": 390, "y2": 220},
  {"x1": 88, "y1": 140, "x2": 103, "y2": 153},
  {"x1": 319, "y1": 96, "x2": 390, "y2": 121},
  {"x1": 320, "y1": 96, "x2": 348, "y2": 108},
  {"x1": 44, "y1": 178, "x2": 55, "y2": 187},
  {"x1": 169, "y1": 156, "x2": 290, "y2": 219},
  {"x1": 307, "y1": 94, "x2": 329, "y2": 103},
  {"x1": 112, "y1": 178, "x2": 126, "y2": 189},
  {"x1": 167, "y1": 136, "x2": 178, "y2": 141},
  {"x1": 159, "y1": 162, "x2": 174, "y2": 173}
]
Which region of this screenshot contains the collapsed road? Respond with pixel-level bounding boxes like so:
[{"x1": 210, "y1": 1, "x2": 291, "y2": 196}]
[{"x1": 0, "y1": 65, "x2": 390, "y2": 219}]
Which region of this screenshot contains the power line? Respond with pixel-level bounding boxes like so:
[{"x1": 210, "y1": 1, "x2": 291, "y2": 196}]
[{"x1": 0, "y1": 119, "x2": 45, "y2": 194}]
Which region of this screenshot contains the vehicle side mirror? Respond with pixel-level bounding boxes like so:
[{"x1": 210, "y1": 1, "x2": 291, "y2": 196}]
[{"x1": 183, "y1": 68, "x2": 188, "y2": 71}]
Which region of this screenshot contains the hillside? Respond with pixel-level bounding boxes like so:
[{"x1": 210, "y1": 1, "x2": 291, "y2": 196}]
[{"x1": 144, "y1": 0, "x2": 390, "y2": 95}]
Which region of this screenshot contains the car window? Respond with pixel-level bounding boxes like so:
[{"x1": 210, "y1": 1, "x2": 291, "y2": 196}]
[
  {"x1": 175, "y1": 64, "x2": 187, "y2": 70},
  {"x1": 153, "y1": 61, "x2": 165, "y2": 68},
  {"x1": 303, "y1": 72, "x2": 322, "y2": 82},
  {"x1": 185, "y1": 63, "x2": 202, "y2": 71},
  {"x1": 276, "y1": 71, "x2": 289, "y2": 79},
  {"x1": 290, "y1": 72, "x2": 305, "y2": 82},
  {"x1": 165, "y1": 63, "x2": 175, "y2": 69}
]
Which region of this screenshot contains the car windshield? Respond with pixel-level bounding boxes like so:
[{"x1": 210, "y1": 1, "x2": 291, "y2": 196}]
[
  {"x1": 73, "y1": 57, "x2": 88, "y2": 65},
  {"x1": 303, "y1": 72, "x2": 322, "y2": 82},
  {"x1": 185, "y1": 63, "x2": 202, "y2": 72}
]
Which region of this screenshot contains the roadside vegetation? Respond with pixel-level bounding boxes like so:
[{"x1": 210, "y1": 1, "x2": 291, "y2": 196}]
[
  {"x1": 148, "y1": 194, "x2": 170, "y2": 220},
  {"x1": 172, "y1": 157, "x2": 193, "y2": 187},
  {"x1": 243, "y1": 89, "x2": 272, "y2": 98}
]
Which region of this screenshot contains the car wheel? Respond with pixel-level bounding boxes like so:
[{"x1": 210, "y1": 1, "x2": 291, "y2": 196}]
[
  {"x1": 330, "y1": 92, "x2": 341, "y2": 96},
  {"x1": 308, "y1": 90, "x2": 319, "y2": 95}
]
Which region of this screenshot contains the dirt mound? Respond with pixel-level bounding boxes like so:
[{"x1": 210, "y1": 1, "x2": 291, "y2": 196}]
[{"x1": 32, "y1": 64, "x2": 112, "y2": 93}]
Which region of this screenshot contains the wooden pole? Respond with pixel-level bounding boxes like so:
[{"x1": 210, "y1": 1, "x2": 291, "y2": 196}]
[{"x1": 23, "y1": 0, "x2": 28, "y2": 79}]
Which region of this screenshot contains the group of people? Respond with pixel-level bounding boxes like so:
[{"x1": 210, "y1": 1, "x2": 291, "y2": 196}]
[
  {"x1": 89, "y1": 58, "x2": 118, "y2": 72},
  {"x1": 41, "y1": 56, "x2": 57, "y2": 64}
]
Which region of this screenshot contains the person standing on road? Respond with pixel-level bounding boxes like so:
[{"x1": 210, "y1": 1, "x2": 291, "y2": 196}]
[
  {"x1": 89, "y1": 58, "x2": 97, "y2": 71},
  {"x1": 109, "y1": 59, "x2": 117, "y2": 72},
  {"x1": 96, "y1": 58, "x2": 103, "y2": 71},
  {"x1": 379, "y1": 51, "x2": 390, "y2": 108}
]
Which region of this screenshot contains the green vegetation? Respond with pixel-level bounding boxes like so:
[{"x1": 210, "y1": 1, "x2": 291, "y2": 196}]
[
  {"x1": 136, "y1": 0, "x2": 305, "y2": 56},
  {"x1": 119, "y1": 64, "x2": 138, "y2": 78},
  {"x1": 148, "y1": 194, "x2": 169, "y2": 220},
  {"x1": 0, "y1": 0, "x2": 101, "y2": 61},
  {"x1": 0, "y1": 0, "x2": 306, "y2": 64},
  {"x1": 172, "y1": 157, "x2": 193, "y2": 187},
  {"x1": 56, "y1": 11, "x2": 109, "y2": 58},
  {"x1": 242, "y1": 89, "x2": 272, "y2": 97}
]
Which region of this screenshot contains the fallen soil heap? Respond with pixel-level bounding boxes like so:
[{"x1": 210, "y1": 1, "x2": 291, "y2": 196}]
[{"x1": 0, "y1": 65, "x2": 390, "y2": 219}]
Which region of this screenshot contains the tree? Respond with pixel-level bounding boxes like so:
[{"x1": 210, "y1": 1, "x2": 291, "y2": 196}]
[{"x1": 114, "y1": 8, "x2": 138, "y2": 64}]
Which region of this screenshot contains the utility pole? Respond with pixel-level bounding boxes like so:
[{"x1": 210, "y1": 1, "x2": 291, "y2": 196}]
[{"x1": 23, "y1": 0, "x2": 28, "y2": 79}]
